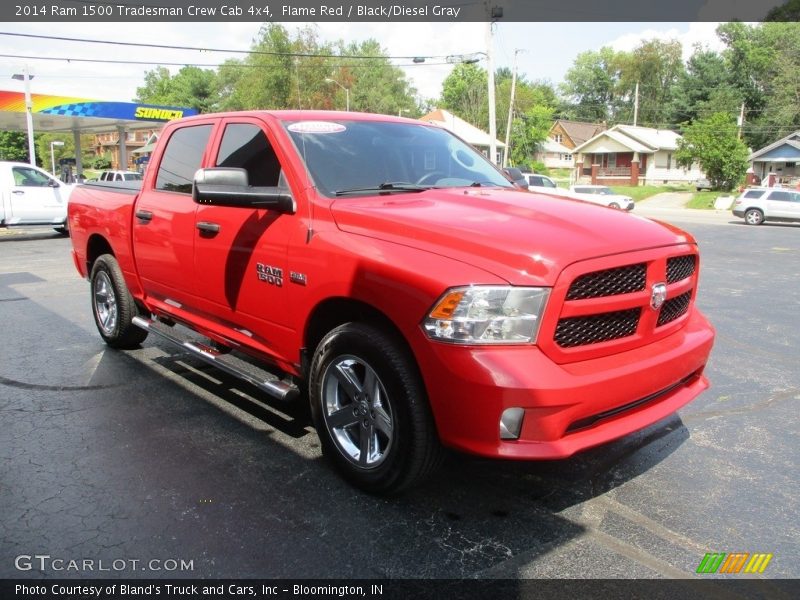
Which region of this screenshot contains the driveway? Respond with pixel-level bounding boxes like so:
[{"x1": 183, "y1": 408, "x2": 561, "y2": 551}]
[{"x1": 635, "y1": 192, "x2": 733, "y2": 226}]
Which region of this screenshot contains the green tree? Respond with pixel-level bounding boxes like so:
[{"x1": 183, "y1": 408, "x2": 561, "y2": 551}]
[
  {"x1": 559, "y1": 47, "x2": 623, "y2": 123},
  {"x1": 0, "y1": 131, "x2": 30, "y2": 162},
  {"x1": 675, "y1": 113, "x2": 749, "y2": 191},
  {"x1": 617, "y1": 39, "x2": 685, "y2": 127},
  {"x1": 440, "y1": 63, "x2": 488, "y2": 128},
  {"x1": 216, "y1": 24, "x2": 417, "y2": 114},
  {"x1": 716, "y1": 22, "x2": 800, "y2": 148},
  {"x1": 136, "y1": 66, "x2": 220, "y2": 113},
  {"x1": 669, "y1": 48, "x2": 742, "y2": 125},
  {"x1": 509, "y1": 105, "x2": 553, "y2": 168}
]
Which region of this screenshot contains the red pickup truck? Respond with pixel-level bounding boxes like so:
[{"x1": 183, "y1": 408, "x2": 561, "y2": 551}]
[{"x1": 69, "y1": 111, "x2": 715, "y2": 493}]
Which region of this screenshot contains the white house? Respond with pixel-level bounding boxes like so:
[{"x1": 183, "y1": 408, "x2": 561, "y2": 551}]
[
  {"x1": 747, "y1": 130, "x2": 800, "y2": 187},
  {"x1": 534, "y1": 138, "x2": 575, "y2": 169},
  {"x1": 571, "y1": 124, "x2": 703, "y2": 186},
  {"x1": 420, "y1": 109, "x2": 505, "y2": 164}
]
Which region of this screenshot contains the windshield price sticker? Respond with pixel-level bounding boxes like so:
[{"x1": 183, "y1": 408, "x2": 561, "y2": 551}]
[{"x1": 288, "y1": 122, "x2": 347, "y2": 134}]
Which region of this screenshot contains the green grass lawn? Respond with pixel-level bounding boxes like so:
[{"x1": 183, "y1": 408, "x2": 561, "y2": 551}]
[{"x1": 687, "y1": 191, "x2": 733, "y2": 209}]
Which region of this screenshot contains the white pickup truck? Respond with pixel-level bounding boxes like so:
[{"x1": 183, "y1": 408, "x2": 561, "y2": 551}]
[{"x1": 0, "y1": 161, "x2": 73, "y2": 234}]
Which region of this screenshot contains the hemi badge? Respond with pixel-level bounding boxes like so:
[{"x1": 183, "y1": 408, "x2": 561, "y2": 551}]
[{"x1": 290, "y1": 272, "x2": 307, "y2": 286}]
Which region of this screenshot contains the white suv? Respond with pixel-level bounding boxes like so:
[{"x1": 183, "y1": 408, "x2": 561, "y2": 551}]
[
  {"x1": 732, "y1": 187, "x2": 800, "y2": 225},
  {"x1": 569, "y1": 185, "x2": 635, "y2": 211}
]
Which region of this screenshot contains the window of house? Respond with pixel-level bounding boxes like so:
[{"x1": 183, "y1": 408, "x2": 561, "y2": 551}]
[{"x1": 553, "y1": 134, "x2": 563, "y2": 143}]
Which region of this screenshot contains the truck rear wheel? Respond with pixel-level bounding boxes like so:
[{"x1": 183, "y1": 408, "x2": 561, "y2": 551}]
[
  {"x1": 90, "y1": 254, "x2": 148, "y2": 349},
  {"x1": 309, "y1": 323, "x2": 442, "y2": 494}
]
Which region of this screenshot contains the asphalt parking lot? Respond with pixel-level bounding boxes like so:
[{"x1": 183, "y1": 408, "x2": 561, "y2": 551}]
[{"x1": 0, "y1": 211, "x2": 798, "y2": 584}]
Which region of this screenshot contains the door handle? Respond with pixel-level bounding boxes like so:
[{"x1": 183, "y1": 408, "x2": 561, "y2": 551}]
[
  {"x1": 135, "y1": 209, "x2": 153, "y2": 222},
  {"x1": 12, "y1": 190, "x2": 24, "y2": 195},
  {"x1": 196, "y1": 221, "x2": 220, "y2": 234}
]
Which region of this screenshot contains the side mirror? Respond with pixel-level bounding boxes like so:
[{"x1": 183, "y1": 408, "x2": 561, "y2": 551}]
[
  {"x1": 48, "y1": 179, "x2": 60, "y2": 188},
  {"x1": 192, "y1": 167, "x2": 296, "y2": 214}
]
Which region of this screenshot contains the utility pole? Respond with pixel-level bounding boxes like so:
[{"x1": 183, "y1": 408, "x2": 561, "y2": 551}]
[
  {"x1": 738, "y1": 102, "x2": 745, "y2": 139},
  {"x1": 633, "y1": 81, "x2": 639, "y2": 127},
  {"x1": 503, "y1": 49, "x2": 523, "y2": 168},
  {"x1": 486, "y1": 20, "x2": 497, "y2": 165}
]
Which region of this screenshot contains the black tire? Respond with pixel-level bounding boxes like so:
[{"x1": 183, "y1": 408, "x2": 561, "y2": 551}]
[
  {"x1": 609, "y1": 202, "x2": 621, "y2": 209},
  {"x1": 744, "y1": 208, "x2": 764, "y2": 226},
  {"x1": 90, "y1": 254, "x2": 148, "y2": 349},
  {"x1": 309, "y1": 322, "x2": 442, "y2": 494}
]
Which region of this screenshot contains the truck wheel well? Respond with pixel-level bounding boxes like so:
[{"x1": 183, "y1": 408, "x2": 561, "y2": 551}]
[
  {"x1": 86, "y1": 235, "x2": 114, "y2": 273},
  {"x1": 304, "y1": 299, "x2": 412, "y2": 376}
]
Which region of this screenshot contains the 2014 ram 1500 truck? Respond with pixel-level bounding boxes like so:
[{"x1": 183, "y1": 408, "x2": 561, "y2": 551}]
[{"x1": 68, "y1": 111, "x2": 715, "y2": 493}]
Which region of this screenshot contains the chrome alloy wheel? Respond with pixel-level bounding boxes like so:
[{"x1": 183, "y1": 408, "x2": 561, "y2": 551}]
[
  {"x1": 321, "y1": 355, "x2": 394, "y2": 469},
  {"x1": 93, "y1": 270, "x2": 118, "y2": 335}
]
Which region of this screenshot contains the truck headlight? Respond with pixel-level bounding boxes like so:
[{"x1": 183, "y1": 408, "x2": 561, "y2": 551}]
[{"x1": 422, "y1": 286, "x2": 550, "y2": 344}]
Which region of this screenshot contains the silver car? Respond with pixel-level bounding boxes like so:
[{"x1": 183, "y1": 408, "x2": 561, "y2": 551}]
[{"x1": 732, "y1": 187, "x2": 800, "y2": 225}]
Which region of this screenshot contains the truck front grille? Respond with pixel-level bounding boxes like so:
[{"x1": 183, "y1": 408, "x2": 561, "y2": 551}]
[
  {"x1": 566, "y1": 263, "x2": 646, "y2": 300},
  {"x1": 545, "y1": 248, "x2": 699, "y2": 358},
  {"x1": 554, "y1": 308, "x2": 640, "y2": 347},
  {"x1": 666, "y1": 255, "x2": 696, "y2": 283},
  {"x1": 657, "y1": 291, "x2": 692, "y2": 327}
]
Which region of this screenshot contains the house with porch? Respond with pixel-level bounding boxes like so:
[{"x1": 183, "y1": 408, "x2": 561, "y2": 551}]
[
  {"x1": 747, "y1": 130, "x2": 800, "y2": 187},
  {"x1": 534, "y1": 120, "x2": 606, "y2": 169},
  {"x1": 571, "y1": 124, "x2": 703, "y2": 186}
]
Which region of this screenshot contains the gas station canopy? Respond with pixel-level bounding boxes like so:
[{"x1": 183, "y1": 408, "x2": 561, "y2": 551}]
[{"x1": 0, "y1": 90, "x2": 197, "y2": 133}]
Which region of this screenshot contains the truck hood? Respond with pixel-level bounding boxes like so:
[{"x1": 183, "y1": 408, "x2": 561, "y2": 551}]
[{"x1": 330, "y1": 188, "x2": 694, "y2": 286}]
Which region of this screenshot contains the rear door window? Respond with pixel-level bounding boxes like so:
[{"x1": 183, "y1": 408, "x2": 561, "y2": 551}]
[
  {"x1": 767, "y1": 190, "x2": 791, "y2": 202},
  {"x1": 155, "y1": 124, "x2": 214, "y2": 194}
]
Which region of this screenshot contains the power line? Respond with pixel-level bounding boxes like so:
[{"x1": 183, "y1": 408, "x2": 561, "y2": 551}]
[
  {"x1": 0, "y1": 53, "x2": 452, "y2": 69},
  {"x1": 0, "y1": 30, "x2": 475, "y2": 62}
]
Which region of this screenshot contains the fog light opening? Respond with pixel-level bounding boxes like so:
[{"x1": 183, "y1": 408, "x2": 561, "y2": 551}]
[{"x1": 500, "y1": 407, "x2": 525, "y2": 440}]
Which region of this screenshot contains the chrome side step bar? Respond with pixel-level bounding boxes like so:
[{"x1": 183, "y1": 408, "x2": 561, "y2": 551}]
[{"x1": 132, "y1": 316, "x2": 299, "y2": 402}]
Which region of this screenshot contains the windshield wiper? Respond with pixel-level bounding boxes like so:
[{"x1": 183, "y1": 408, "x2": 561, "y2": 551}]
[{"x1": 334, "y1": 182, "x2": 431, "y2": 196}]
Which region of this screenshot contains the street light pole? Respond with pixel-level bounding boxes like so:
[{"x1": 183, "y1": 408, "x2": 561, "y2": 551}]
[
  {"x1": 324, "y1": 77, "x2": 350, "y2": 111},
  {"x1": 50, "y1": 140, "x2": 64, "y2": 176},
  {"x1": 12, "y1": 68, "x2": 36, "y2": 165}
]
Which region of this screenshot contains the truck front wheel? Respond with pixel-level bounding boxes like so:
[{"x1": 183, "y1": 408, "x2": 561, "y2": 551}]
[
  {"x1": 90, "y1": 254, "x2": 148, "y2": 349},
  {"x1": 309, "y1": 323, "x2": 442, "y2": 494}
]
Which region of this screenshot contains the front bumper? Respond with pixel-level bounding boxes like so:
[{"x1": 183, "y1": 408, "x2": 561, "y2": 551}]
[{"x1": 413, "y1": 307, "x2": 714, "y2": 459}]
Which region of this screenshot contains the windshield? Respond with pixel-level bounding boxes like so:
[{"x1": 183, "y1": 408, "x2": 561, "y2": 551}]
[{"x1": 283, "y1": 119, "x2": 513, "y2": 196}]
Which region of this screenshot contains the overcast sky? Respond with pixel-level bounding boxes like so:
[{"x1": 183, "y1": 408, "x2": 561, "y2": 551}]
[{"x1": 0, "y1": 21, "x2": 726, "y2": 105}]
